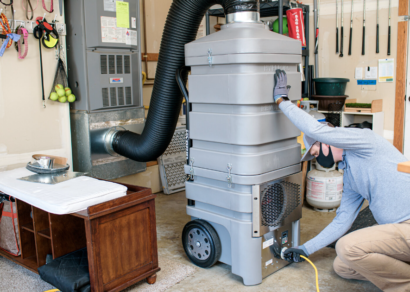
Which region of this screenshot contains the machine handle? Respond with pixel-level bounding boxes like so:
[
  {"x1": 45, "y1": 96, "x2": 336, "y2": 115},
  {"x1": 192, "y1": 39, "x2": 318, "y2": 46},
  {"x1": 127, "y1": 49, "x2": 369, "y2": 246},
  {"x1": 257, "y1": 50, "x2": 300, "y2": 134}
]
[
  {"x1": 336, "y1": 28, "x2": 339, "y2": 53},
  {"x1": 339, "y1": 26, "x2": 344, "y2": 57},
  {"x1": 176, "y1": 66, "x2": 190, "y2": 103},
  {"x1": 376, "y1": 24, "x2": 379, "y2": 53},
  {"x1": 362, "y1": 26, "x2": 365, "y2": 55}
]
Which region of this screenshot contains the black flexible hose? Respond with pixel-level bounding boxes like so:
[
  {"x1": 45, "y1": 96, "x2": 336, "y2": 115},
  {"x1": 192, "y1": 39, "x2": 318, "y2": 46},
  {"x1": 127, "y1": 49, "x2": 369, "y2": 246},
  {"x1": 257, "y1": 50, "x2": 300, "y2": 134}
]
[{"x1": 112, "y1": 0, "x2": 259, "y2": 162}]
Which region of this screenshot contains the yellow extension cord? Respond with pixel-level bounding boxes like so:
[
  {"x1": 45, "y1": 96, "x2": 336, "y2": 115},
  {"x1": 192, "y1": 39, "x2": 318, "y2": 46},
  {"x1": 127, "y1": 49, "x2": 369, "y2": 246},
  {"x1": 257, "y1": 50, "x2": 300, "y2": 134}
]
[
  {"x1": 42, "y1": 257, "x2": 319, "y2": 292},
  {"x1": 300, "y1": 255, "x2": 320, "y2": 292}
]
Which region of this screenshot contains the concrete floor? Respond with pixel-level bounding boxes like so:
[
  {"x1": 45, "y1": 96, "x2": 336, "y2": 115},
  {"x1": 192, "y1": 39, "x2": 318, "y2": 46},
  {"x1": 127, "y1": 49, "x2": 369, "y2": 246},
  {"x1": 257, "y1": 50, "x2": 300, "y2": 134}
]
[{"x1": 155, "y1": 191, "x2": 381, "y2": 292}]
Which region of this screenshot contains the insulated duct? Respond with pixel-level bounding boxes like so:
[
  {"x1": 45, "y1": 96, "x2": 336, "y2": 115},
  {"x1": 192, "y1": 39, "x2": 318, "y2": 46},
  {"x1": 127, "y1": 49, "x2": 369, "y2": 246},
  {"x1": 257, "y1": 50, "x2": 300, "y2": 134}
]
[{"x1": 111, "y1": 0, "x2": 260, "y2": 162}]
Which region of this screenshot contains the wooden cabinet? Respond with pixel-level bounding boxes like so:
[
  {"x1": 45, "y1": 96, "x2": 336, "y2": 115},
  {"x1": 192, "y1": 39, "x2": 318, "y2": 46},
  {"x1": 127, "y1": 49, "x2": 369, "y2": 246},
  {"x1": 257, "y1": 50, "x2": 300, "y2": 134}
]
[{"x1": 0, "y1": 183, "x2": 160, "y2": 292}]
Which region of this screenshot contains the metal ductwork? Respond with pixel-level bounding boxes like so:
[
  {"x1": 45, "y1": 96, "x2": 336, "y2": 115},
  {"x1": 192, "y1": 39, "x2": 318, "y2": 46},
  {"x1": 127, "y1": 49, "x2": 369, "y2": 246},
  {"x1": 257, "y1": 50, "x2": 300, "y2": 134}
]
[{"x1": 105, "y1": 0, "x2": 261, "y2": 162}]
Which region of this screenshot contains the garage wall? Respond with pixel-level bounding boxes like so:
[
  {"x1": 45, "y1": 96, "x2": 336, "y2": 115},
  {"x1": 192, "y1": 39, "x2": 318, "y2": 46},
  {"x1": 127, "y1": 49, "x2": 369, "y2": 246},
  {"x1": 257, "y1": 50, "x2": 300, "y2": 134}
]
[
  {"x1": 141, "y1": 0, "x2": 399, "y2": 142},
  {"x1": 303, "y1": 0, "x2": 399, "y2": 141},
  {"x1": 0, "y1": 1, "x2": 72, "y2": 167},
  {"x1": 140, "y1": 0, "x2": 221, "y2": 113}
]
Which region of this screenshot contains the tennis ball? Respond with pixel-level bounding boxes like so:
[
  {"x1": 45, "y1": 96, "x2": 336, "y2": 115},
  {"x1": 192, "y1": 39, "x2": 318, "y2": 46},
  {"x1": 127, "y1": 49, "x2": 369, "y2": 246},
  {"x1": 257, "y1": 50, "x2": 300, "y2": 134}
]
[
  {"x1": 65, "y1": 87, "x2": 72, "y2": 96},
  {"x1": 50, "y1": 92, "x2": 58, "y2": 101},
  {"x1": 67, "y1": 94, "x2": 76, "y2": 103},
  {"x1": 55, "y1": 84, "x2": 64, "y2": 91},
  {"x1": 58, "y1": 96, "x2": 67, "y2": 103},
  {"x1": 57, "y1": 88, "x2": 66, "y2": 97}
]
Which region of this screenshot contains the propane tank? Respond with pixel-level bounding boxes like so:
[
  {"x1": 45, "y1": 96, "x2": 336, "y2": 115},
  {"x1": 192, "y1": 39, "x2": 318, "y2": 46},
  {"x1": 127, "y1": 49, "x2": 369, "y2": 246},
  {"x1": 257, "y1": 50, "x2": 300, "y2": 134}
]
[
  {"x1": 309, "y1": 111, "x2": 326, "y2": 123},
  {"x1": 306, "y1": 162, "x2": 343, "y2": 212}
]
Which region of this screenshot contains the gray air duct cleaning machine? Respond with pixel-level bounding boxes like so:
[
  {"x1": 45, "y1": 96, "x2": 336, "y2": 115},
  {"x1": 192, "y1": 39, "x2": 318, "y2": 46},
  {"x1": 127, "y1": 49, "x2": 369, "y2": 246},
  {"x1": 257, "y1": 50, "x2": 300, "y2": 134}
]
[
  {"x1": 181, "y1": 13, "x2": 303, "y2": 286},
  {"x1": 82, "y1": 0, "x2": 303, "y2": 286}
]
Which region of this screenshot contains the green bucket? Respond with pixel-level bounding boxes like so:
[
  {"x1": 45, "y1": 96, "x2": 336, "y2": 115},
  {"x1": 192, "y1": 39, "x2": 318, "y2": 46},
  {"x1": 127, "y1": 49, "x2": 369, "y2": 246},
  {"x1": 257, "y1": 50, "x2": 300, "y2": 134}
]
[{"x1": 313, "y1": 78, "x2": 350, "y2": 96}]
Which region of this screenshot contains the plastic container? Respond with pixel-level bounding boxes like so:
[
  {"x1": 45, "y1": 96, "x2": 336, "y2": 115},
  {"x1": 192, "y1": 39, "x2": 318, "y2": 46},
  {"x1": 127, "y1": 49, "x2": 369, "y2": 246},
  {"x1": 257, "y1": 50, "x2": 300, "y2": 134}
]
[
  {"x1": 311, "y1": 95, "x2": 348, "y2": 111},
  {"x1": 313, "y1": 78, "x2": 349, "y2": 96},
  {"x1": 272, "y1": 17, "x2": 288, "y2": 34}
]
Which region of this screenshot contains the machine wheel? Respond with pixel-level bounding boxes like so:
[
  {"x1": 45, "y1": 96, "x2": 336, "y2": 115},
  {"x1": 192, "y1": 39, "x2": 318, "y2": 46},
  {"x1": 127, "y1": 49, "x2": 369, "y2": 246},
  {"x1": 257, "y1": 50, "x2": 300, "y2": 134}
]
[{"x1": 182, "y1": 219, "x2": 221, "y2": 268}]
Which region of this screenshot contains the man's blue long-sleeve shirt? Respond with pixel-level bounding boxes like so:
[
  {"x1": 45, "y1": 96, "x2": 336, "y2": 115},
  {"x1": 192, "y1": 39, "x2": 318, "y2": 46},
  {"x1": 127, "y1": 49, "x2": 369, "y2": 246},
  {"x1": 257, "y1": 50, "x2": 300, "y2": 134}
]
[{"x1": 279, "y1": 101, "x2": 410, "y2": 255}]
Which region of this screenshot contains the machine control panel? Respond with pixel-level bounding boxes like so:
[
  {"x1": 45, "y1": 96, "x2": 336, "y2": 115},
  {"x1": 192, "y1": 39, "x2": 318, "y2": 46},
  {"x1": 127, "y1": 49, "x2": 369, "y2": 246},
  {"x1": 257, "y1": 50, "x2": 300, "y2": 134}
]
[{"x1": 281, "y1": 230, "x2": 289, "y2": 245}]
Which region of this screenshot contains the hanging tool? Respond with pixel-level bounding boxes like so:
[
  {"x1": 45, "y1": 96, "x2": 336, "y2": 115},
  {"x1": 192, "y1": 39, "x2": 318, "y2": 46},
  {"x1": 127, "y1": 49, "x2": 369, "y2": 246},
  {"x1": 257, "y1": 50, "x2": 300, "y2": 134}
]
[
  {"x1": 339, "y1": 0, "x2": 344, "y2": 57},
  {"x1": 376, "y1": 0, "x2": 379, "y2": 53},
  {"x1": 387, "y1": 0, "x2": 391, "y2": 55},
  {"x1": 42, "y1": 0, "x2": 53, "y2": 13},
  {"x1": 0, "y1": 0, "x2": 14, "y2": 31},
  {"x1": 348, "y1": 0, "x2": 353, "y2": 55},
  {"x1": 0, "y1": 13, "x2": 20, "y2": 57},
  {"x1": 0, "y1": 12, "x2": 13, "y2": 49},
  {"x1": 15, "y1": 25, "x2": 28, "y2": 59},
  {"x1": 34, "y1": 17, "x2": 59, "y2": 49},
  {"x1": 33, "y1": 16, "x2": 59, "y2": 108},
  {"x1": 315, "y1": 0, "x2": 320, "y2": 55},
  {"x1": 34, "y1": 17, "x2": 46, "y2": 108},
  {"x1": 59, "y1": 0, "x2": 62, "y2": 16},
  {"x1": 361, "y1": 0, "x2": 365, "y2": 55},
  {"x1": 336, "y1": 0, "x2": 339, "y2": 54},
  {"x1": 22, "y1": 0, "x2": 38, "y2": 20}
]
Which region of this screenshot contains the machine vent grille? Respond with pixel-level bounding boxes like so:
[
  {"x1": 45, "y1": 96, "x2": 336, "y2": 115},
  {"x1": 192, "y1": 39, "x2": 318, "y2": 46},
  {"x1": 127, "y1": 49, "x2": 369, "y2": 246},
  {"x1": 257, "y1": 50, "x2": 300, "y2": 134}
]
[
  {"x1": 110, "y1": 87, "x2": 117, "y2": 106},
  {"x1": 116, "y1": 55, "x2": 123, "y2": 74},
  {"x1": 124, "y1": 55, "x2": 131, "y2": 74},
  {"x1": 261, "y1": 181, "x2": 300, "y2": 227},
  {"x1": 109, "y1": 55, "x2": 115, "y2": 74},
  {"x1": 100, "y1": 55, "x2": 107, "y2": 74},
  {"x1": 118, "y1": 87, "x2": 124, "y2": 105},
  {"x1": 163, "y1": 130, "x2": 186, "y2": 156},
  {"x1": 125, "y1": 87, "x2": 132, "y2": 104},
  {"x1": 158, "y1": 127, "x2": 187, "y2": 194},
  {"x1": 102, "y1": 88, "x2": 109, "y2": 107}
]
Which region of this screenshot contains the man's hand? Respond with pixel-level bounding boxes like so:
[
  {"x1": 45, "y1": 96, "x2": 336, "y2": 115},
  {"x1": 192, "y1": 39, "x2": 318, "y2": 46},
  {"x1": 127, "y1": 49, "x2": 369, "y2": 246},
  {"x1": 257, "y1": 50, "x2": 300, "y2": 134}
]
[
  {"x1": 283, "y1": 247, "x2": 308, "y2": 263},
  {"x1": 273, "y1": 69, "x2": 290, "y2": 103}
]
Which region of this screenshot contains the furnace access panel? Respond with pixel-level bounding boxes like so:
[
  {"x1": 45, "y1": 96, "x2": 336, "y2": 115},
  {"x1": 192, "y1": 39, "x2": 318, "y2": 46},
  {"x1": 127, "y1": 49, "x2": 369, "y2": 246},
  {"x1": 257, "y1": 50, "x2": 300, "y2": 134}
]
[{"x1": 65, "y1": 0, "x2": 143, "y2": 112}]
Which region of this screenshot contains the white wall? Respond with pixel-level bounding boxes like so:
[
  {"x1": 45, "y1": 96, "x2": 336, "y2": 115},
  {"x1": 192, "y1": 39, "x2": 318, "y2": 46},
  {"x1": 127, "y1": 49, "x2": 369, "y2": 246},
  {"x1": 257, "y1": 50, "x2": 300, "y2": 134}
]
[{"x1": 0, "y1": 1, "x2": 72, "y2": 167}]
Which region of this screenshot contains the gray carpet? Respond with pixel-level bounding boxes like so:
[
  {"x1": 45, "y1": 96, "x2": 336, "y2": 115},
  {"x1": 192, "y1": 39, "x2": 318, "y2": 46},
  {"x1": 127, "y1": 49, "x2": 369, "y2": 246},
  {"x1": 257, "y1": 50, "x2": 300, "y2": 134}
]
[{"x1": 0, "y1": 250, "x2": 196, "y2": 292}]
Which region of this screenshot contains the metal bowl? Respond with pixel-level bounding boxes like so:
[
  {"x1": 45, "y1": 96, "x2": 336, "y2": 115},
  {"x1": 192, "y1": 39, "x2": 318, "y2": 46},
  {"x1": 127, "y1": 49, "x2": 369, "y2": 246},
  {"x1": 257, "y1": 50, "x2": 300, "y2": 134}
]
[{"x1": 26, "y1": 162, "x2": 70, "y2": 174}]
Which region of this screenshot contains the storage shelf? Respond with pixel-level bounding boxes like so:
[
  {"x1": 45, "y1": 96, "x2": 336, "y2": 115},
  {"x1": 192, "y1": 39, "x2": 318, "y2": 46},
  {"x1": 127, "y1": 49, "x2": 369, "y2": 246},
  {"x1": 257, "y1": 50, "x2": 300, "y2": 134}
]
[
  {"x1": 37, "y1": 229, "x2": 51, "y2": 239},
  {"x1": 208, "y1": 1, "x2": 292, "y2": 18},
  {"x1": 21, "y1": 223, "x2": 34, "y2": 233},
  {"x1": 343, "y1": 111, "x2": 378, "y2": 116}
]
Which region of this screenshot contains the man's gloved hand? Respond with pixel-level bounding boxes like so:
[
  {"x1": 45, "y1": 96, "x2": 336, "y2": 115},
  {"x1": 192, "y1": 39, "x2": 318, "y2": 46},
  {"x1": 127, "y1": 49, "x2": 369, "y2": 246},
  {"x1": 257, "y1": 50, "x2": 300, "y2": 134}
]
[
  {"x1": 273, "y1": 69, "x2": 291, "y2": 103},
  {"x1": 283, "y1": 247, "x2": 308, "y2": 263}
]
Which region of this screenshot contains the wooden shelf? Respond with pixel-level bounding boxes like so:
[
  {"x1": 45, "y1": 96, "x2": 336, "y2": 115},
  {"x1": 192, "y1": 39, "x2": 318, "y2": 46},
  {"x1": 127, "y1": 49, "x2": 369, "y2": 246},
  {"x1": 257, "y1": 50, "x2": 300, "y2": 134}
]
[
  {"x1": 5, "y1": 182, "x2": 160, "y2": 291},
  {"x1": 398, "y1": 161, "x2": 410, "y2": 173},
  {"x1": 21, "y1": 223, "x2": 34, "y2": 233},
  {"x1": 37, "y1": 229, "x2": 51, "y2": 239},
  {"x1": 342, "y1": 112, "x2": 384, "y2": 137}
]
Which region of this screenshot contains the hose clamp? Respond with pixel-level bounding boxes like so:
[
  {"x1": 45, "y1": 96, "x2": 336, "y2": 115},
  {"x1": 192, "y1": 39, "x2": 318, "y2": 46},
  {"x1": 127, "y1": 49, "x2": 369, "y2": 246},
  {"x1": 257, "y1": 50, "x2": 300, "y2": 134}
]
[
  {"x1": 104, "y1": 126, "x2": 125, "y2": 157},
  {"x1": 226, "y1": 11, "x2": 261, "y2": 24}
]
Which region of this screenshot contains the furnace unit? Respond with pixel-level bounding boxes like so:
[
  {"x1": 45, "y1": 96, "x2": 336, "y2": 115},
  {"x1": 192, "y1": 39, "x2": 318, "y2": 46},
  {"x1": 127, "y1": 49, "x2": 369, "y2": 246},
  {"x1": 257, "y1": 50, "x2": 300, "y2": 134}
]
[{"x1": 65, "y1": 0, "x2": 145, "y2": 179}]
